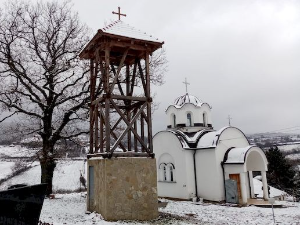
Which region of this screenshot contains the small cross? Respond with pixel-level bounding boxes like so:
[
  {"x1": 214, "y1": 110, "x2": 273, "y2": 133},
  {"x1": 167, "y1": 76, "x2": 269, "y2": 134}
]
[
  {"x1": 182, "y1": 78, "x2": 190, "y2": 93},
  {"x1": 112, "y1": 7, "x2": 126, "y2": 20},
  {"x1": 228, "y1": 115, "x2": 232, "y2": 126}
]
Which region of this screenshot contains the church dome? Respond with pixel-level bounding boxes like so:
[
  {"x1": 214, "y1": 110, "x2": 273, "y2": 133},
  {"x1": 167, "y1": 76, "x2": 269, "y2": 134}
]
[{"x1": 174, "y1": 93, "x2": 203, "y2": 108}]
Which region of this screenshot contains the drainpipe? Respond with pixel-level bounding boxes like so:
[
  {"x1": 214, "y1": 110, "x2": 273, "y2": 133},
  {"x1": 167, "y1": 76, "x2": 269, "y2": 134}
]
[
  {"x1": 193, "y1": 150, "x2": 198, "y2": 200},
  {"x1": 221, "y1": 161, "x2": 227, "y2": 202}
]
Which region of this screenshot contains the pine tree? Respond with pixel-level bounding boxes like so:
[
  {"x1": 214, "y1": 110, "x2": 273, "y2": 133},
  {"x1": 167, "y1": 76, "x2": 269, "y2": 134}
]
[{"x1": 265, "y1": 146, "x2": 297, "y2": 194}]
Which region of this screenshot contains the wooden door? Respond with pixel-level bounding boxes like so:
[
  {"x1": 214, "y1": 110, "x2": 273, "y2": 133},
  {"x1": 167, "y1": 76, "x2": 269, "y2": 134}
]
[{"x1": 229, "y1": 174, "x2": 242, "y2": 203}]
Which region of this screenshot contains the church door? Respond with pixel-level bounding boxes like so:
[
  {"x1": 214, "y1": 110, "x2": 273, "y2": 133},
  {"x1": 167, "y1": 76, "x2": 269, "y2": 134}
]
[{"x1": 229, "y1": 174, "x2": 242, "y2": 203}]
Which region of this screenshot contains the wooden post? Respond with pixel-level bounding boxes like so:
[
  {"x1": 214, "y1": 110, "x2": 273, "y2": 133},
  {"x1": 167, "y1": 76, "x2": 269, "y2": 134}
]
[
  {"x1": 99, "y1": 104, "x2": 104, "y2": 153},
  {"x1": 105, "y1": 46, "x2": 110, "y2": 152},
  {"x1": 145, "y1": 52, "x2": 153, "y2": 153},
  {"x1": 89, "y1": 59, "x2": 95, "y2": 154}
]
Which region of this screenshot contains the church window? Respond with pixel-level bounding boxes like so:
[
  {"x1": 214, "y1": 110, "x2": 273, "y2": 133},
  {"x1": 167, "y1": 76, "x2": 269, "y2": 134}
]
[
  {"x1": 158, "y1": 154, "x2": 175, "y2": 182},
  {"x1": 170, "y1": 166, "x2": 174, "y2": 181},
  {"x1": 172, "y1": 114, "x2": 176, "y2": 128},
  {"x1": 187, "y1": 113, "x2": 192, "y2": 126},
  {"x1": 203, "y1": 112, "x2": 207, "y2": 127}
]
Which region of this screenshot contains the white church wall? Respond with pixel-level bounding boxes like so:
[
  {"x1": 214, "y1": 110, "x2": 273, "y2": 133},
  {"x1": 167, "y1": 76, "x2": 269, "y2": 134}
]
[
  {"x1": 153, "y1": 132, "x2": 191, "y2": 199},
  {"x1": 212, "y1": 127, "x2": 250, "y2": 201},
  {"x1": 195, "y1": 149, "x2": 223, "y2": 201},
  {"x1": 166, "y1": 104, "x2": 212, "y2": 128},
  {"x1": 184, "y1": 150, "x2": 196, "y2": 198}
]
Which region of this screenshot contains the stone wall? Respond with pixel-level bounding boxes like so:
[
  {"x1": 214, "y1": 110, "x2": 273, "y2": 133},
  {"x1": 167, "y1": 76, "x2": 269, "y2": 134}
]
[{"x1": 87, "y1": 157, "x2": 158, "y2": 221}]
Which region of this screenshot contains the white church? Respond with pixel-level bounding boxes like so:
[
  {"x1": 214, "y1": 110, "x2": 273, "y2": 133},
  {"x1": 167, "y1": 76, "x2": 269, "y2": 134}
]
[{"x1": 153, "y1": 92, "x2": 269, "y2": 204}]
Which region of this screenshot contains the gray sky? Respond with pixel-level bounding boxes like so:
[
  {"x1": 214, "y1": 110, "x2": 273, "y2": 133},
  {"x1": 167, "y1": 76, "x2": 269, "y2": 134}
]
[{"x1": 2, "y1": 0, "x2": 300, "y2": 134}]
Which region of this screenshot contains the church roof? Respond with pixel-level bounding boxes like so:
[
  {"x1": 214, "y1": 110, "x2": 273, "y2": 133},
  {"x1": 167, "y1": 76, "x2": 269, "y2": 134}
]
[
  {"x1": 224, "y1": 146, "x2": 252, "y2": 164},
  {"x1": 166, "y1": 93, "x2": 211, "y2": 111},
  {"x1": 102, "y1": 20, "x2": 163, "y2": 44},
  {"x1": 174, "y1": 93, "x2": 203, "y2": 107}
]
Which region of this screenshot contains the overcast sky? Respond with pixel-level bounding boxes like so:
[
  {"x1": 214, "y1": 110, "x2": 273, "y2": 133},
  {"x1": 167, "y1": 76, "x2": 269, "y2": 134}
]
[{"x1": 2, "y1": 0, "x2": 300, "y2": 135}]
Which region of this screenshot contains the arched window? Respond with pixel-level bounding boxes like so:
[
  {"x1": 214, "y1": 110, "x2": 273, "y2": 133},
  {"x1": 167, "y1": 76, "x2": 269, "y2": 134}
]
[
  {"x1": 158, "y1": 154, "x2": 176, "y2": 182},
  {"x1": 170, "y1": 166, "x2": 174, "y2": 181},
  {"x1": 187, "y1": 113, "x2": 192, "y2": 126},
  {"x1": 173, "y1": 114, "x2": 176, "y2": 128},
  {"x1": 203, "y1": 112, "x2": 207, "y2": 127}
]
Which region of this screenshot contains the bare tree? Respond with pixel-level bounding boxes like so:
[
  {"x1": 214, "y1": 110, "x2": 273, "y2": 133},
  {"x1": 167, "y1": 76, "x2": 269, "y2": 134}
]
[
  {"x1": 0, "y1": 1, "x2": 91, "y2": 195},
  {"x1": 0, "y1": 1, "x2": 167, "y2": 195}
]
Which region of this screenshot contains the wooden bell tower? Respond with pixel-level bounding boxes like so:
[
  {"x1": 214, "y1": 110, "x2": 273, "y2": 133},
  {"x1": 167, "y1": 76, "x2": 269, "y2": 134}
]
[{"x1": 79, "y1": 20, "x2": 164, "y2": 159}]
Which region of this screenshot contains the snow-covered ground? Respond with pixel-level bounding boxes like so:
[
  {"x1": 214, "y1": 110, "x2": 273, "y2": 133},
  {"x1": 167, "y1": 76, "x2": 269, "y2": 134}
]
[
  {"x1": 1, "y1": 145, "x2": 299, "y2": 224},
  {"x1": 0, "y1": 145, "x2": 38, "y2": 158},
  {"x1": 39, "y1": 193, "x2": 300, "y2": 225},
  {"x1": 0, "y1": 161, "x2": 15, "y2": 180},
  {"x1": 286, "y1": 153, "x2": 300, "y2": 160},
  {"x1": 278, "y1": 144, "x2": 300, "y2": 153},
  {"x1": 0, "y1": 160, "x2": 87, "y2": 192},
  {"x1": 253, "y1": 178, "x2": 287, "y2": 198}
]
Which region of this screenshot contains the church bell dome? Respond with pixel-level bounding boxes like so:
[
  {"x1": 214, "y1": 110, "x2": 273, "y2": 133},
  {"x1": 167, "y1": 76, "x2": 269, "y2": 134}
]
[{"x1": 174, "y1": 93, "x2": 203, "y2": 108}]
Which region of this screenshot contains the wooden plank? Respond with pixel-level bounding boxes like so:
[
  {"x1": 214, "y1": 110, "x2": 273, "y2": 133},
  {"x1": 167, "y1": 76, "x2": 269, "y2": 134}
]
[
  {"x1": 99, "y1": 104, "x2": 104, "y2": 153},
  {"x1": 110, "y1": 100, "x2": 149, "y2": 153},
  {"x1": 138, "y1": 60, "x2": 147, "y2": 92},
  {"x1": 110, "y1": 63, "x2": 125, "y2": 96},
  {"x1": 109, "y1": 48, "x2": 129, "y2": 93},
  {"x1": 95, "y1": 105, "x2": 99, "y2": 153},
  {"x1": 99, "y1": 109, "x2": 127, "y2": 152},
  {"x1": 111, "y1": 95, "x2": 147, "y2": 101},
  {"x1": 141, "y1": 114, "x2": 144, "y2": 152},
  {"x1": 89, "y1": 59, "x2": 95, "y2": 154},
  {"x1": 92, "y1": 96, "x2": 104, "y2": 106},
  {"x1": 130, "y1": 61, "x2": 137, "y2": 96},
  {"x1": 87, "y1": 152, "x2": 155, "y2": 159},
  {"x1": 134, "y1": 109, "x2": 138, "y2": 152}
]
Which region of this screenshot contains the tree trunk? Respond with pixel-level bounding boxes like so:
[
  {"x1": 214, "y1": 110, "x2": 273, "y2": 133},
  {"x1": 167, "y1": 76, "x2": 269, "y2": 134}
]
[{"x1": 40, "y1": 155, "x2": 56, "y2": 196}]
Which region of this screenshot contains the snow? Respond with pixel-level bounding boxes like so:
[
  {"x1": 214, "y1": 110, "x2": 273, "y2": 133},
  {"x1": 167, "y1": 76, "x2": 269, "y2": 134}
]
[
  {"x1": 159, "y1": 199, "x2": 300, "y2": 225},
  {"x1": 174, "y1": 93, "x2": 204, "y2": 107},
  {"x1": 225, "y1": 146, "x2": 251, "y2": 163},
  {"x1": 286, "y1": 153, "x2": 300, "y2": 160},
  {"x1": 0, "y1": 145, "x2": 38, "y2": 158},
  {"x1": 102, "y1": 20, "x2": 162, "y2": 43},
  {"x1": 278, "y1": 144, "x2": 300, "y2": 152},
  {"x1": 0, "y1": 161, "x2": 15, "y2": 180},
  {"x1": 39, "y1": 192, "x2": 300, "y2": 225},
  {"x1": 0, "y1": 160, "x2": 87, "y2": 192},
  {"x1": 166, "y1": 93, "x2": 212, "y2": 111},
  {"x1": 197, "y1": 131, "x2": 218, "y2": 148},
  {"x1": 253, "y1": 178, "x2": 287, "y2": 198}
]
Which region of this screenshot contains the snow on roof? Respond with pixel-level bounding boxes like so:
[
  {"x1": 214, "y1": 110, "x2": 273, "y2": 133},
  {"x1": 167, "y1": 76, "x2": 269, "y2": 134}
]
[
  {"x1": 166, "y1": 93, "x2": 211, "y2": 111},
  {"x1": 101, "y1": 20, "x2": 162, "y2": 43},
  {"x1": 197, "y1": 131, "x2": 219, "y2": 148},
  {"x1": 224, "y1": 146, "x2": 252, "y2": 163}
]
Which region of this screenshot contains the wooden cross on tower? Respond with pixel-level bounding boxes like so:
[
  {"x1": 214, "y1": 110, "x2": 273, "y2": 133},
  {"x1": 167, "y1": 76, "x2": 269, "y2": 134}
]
[
  {"x1": 112, "y1": 7, "x2": 126, "y2": 20},
  {"x1": 183, "y1": 77, "x2": 190, "y2": 93}
]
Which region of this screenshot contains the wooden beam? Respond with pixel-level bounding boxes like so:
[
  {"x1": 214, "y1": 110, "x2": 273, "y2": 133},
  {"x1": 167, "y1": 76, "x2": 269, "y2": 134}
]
[
  {"x1": 145, "y1": 52, "x2": 153, "y2": 153},
  {"x1": 110, "y1": 100, "x2": 149, "y2": 153},
  {"x1": 110, "y1": 48, "x2": 129, "y2": 93},
  {"x1": 138, "y1": 60, "x2": 147, "y2": 93},
  {"x1": 105, "y1": 46, "x2": 111, "y2": 152},
  {"x1": 111, "y1": 95, "x2": 148, "y2": 102},
  {"x1": 87, "y1": 152, "x2": 155, "y2": 159},
  {"x1": 99, "y1": 104, "x2": 104, "y2": 152}
]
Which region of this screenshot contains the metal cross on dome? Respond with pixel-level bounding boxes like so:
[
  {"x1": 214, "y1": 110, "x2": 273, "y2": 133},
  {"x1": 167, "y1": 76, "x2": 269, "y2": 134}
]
[
  {"x1": 183, "y1": 77, "x2": 190, "y2": 93},
  {"x1": 112, "y1": 7, "x2": 126, "y2": 20},
  {"x1": 228, "y1": 115, "x2": 232, "y2": 126}
]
